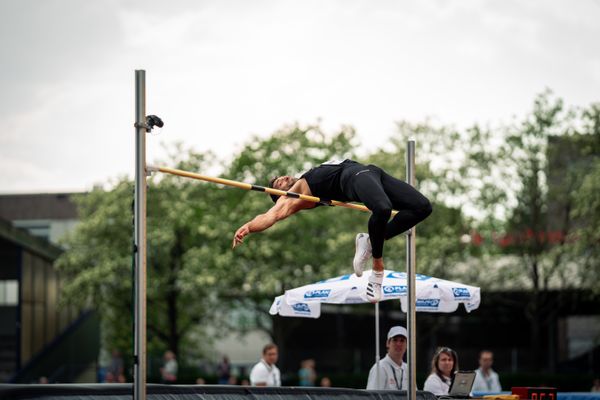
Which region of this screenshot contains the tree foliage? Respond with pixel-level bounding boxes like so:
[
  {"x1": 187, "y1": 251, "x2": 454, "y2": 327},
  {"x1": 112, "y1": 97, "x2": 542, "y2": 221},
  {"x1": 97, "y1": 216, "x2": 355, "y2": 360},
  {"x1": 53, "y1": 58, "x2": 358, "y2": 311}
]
[
  {"x1": 458, "y1": 91, "x2": 600, "y2": 293},
  {"x1": 453, "y1": 91, "x2": 600, "y2": 370},
  {"x1": 57, "y1": 149, "x2": 228, "y2": 360}
]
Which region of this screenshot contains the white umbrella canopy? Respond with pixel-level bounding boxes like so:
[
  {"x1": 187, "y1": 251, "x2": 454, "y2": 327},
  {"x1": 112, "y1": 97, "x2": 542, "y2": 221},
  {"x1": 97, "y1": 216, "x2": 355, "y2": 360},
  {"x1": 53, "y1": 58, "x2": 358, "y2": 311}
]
[
  {"x1": 270, "y1": 294, "x2": 321, "y2": 318},
  {"x1": 269, "y1": 269, "x2": 481, "y2": 389},
  {"x1": 270, "y1": 269, "x2": 480, "y2": 317}
]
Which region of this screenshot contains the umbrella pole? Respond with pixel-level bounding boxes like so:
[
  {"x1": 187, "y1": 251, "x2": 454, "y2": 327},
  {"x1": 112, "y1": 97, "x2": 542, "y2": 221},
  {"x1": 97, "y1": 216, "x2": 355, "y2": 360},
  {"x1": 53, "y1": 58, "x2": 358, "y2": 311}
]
[{"x1": 375, "y1": 301, "x2": 380, "y2": 387}]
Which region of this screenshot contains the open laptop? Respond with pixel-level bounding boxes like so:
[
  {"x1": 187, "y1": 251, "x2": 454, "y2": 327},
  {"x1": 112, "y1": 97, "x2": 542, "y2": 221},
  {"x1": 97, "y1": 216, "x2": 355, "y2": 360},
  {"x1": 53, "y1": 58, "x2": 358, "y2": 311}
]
[{"x1": 447, "y1": 371, "x2": 477, "y2": 398}]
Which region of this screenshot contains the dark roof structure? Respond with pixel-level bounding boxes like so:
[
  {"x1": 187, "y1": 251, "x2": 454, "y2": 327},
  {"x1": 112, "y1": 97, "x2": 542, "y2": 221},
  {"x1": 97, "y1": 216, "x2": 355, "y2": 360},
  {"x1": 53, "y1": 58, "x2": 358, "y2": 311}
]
[
  {"x1": 0, "y1": 217, "x2": 62, "y2": 261},
  {"x1": 0, "y1": 193, "x2": 82, "y2": 220}
]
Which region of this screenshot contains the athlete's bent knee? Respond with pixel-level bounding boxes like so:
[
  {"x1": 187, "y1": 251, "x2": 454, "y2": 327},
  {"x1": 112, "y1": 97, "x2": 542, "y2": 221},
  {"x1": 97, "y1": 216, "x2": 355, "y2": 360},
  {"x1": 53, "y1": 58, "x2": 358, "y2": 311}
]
[
  {"x1": 417, "y1": 199, "x2": 433, "y2": 220},
  {"x1": 371, "y1": 204, "x2": 393, "y2": 222}
]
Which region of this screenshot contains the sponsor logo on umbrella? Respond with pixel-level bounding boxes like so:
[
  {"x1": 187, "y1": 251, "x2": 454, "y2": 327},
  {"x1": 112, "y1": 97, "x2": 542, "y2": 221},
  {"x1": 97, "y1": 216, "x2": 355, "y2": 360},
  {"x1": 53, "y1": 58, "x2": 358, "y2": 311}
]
[
  {"x1": 291, "y1": 303, "x2": 311, "y2": 314},
  {"x1": 383, "y1": 285, "x2": 407, "y2": 295},
  {"x1": 304, "y1": 289, "x2": 331, "y2": 299},
  {"x1": 416, "y1": 299, "x2": 440, "y2": 308},
  {"x1": 452, "y1": 287, "x2": 470, "y2": 299}
]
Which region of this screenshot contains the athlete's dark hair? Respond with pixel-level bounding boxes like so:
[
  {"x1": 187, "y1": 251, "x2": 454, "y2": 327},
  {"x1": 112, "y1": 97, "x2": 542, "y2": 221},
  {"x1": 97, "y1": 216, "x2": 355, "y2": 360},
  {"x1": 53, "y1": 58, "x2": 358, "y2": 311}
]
[{"x1": 268, "y1": 176, "x2": 280, "y2": 203}]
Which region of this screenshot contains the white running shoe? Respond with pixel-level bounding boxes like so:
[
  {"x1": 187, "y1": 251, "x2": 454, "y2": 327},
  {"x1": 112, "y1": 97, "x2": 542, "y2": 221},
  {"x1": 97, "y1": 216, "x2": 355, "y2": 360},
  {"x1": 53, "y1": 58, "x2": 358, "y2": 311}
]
[
  {"x1": 353, "y1": 233, "x2": 372, "y2": 277},
  {"x1": 366, "y1": 270, "x2": 384, "y2": 303}
]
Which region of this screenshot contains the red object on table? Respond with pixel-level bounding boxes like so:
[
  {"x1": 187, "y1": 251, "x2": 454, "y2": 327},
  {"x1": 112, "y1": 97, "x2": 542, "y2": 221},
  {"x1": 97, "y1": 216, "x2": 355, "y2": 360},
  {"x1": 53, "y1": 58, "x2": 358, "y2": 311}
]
[{"x1": 512, "y1": 387, "x2": 558, "y2": 400}]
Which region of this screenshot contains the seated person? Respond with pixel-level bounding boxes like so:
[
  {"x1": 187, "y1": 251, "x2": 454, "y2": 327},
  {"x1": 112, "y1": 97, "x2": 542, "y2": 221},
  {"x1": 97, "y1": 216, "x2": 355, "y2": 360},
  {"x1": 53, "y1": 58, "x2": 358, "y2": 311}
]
[
  {"x1": 473, "y1": 350, "x2": 502, "y2": 392},
  {"x1": 423, "y1": 347, "x2": 459, "y2": 395}
]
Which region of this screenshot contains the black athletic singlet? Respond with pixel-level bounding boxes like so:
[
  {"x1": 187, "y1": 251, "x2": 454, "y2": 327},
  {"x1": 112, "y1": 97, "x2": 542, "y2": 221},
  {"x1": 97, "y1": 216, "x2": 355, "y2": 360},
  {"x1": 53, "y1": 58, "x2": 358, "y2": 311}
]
[{"x1": 301, "y1": 159, "x2": 359, "y2": 202}]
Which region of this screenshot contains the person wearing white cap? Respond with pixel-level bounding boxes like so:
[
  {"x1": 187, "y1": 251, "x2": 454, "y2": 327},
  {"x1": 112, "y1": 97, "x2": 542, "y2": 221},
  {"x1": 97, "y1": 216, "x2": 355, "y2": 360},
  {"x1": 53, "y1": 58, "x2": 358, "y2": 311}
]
[{"x1": 366, "y1": 326, "x2": 410, "y2": 390}]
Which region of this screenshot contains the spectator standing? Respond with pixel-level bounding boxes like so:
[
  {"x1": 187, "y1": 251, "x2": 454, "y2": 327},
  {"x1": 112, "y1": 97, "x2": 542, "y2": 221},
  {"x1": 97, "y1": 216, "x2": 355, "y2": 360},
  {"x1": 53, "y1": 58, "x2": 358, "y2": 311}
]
[
  {"x1": 106, "y1": 349, "x2": 126, "y2": 383},
  {"x1": 472, "y1": 350, "x2": 502, "y2": 393},
  {"x1": 250, "y1": 343, "x2": 281, "y2": 387},
  {"x1": 160, "y1": 350, "x2": 178, "y2": 384},
  {"x1": 217, "y1": 356, "x2": 231, "y2": 384},
  {"x1": 366, "y1": 326, "x2": 409, "y2": 390},
  {"x1": 591, "y1": 378, "x2": 600, "y2": 392},
  {"x1": 298, "y1": 359, "x2": 316, "y2": 386},
  {"x1": 423, "y1": 347, "x2": 459, "y2": 395}
]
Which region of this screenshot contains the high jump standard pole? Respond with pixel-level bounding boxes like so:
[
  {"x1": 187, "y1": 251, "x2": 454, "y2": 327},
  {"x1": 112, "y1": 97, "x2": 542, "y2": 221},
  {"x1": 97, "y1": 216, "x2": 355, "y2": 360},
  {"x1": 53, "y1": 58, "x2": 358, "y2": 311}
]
[
  {"x1": 134, "y1": 69, "x2": 148, "y2": 400},
  {"x1": 406, "y1": 140, "x2": 417, "y2": 400}
]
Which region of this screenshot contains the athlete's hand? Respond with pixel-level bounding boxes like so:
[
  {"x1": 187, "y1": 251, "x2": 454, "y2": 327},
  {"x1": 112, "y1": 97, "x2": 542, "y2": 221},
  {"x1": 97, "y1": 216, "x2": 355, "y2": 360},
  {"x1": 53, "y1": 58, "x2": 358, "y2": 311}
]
[{"x1": 232, "y1": 225, "x2": 250, "y2": 249}]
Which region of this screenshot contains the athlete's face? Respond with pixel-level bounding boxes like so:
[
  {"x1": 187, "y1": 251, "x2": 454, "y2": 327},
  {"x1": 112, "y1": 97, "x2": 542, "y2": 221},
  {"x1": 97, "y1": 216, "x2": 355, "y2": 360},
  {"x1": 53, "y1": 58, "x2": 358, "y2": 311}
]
[{"x1": 272, "y1": 176, "x2": 297, "y2": 191}]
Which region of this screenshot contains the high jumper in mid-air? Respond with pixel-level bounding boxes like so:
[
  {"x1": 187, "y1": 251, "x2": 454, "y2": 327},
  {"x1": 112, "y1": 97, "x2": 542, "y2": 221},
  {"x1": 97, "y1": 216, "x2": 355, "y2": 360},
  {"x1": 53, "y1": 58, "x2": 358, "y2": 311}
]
[{"x1": 232, "y1": 159, "x2": 432, "y2": 302}]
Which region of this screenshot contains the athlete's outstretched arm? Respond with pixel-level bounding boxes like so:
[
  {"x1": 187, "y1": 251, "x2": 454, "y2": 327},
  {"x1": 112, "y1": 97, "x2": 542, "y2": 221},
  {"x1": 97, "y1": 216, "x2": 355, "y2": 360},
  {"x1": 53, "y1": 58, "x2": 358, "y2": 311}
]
[{"x1": 232, "y1": 197, "x2": 311, "y2": 249}]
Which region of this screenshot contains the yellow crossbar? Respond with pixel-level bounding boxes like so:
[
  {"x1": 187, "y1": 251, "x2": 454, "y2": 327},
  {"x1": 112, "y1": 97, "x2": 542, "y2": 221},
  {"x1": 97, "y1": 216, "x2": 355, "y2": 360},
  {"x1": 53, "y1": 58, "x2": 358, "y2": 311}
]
[{"x1": 152, "y1": 165, "x2": 398, "y2": 215}]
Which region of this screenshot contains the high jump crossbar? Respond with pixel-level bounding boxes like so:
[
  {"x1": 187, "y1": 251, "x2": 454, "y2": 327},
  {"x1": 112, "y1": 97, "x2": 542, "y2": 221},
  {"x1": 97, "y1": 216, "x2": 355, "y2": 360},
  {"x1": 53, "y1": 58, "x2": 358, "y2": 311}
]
[{"x1": 148, "y1": 165, "x2": 398, "y2": 215}]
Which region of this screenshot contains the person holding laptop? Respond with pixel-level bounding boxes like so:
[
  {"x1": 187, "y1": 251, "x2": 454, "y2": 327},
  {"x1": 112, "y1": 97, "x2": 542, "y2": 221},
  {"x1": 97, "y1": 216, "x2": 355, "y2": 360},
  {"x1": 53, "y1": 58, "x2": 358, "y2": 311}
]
[
  {"x1": 423, "y1": 347, "x2": 459, "y2": 395},
  {"x1": 366, "y1": 326, "x2": 410, "y2": 390}
]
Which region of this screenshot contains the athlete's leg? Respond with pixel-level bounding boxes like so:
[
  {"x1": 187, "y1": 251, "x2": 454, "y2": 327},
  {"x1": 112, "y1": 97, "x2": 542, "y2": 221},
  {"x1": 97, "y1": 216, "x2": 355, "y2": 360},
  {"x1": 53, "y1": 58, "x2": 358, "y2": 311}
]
[
  {"x1": 345, "y1": 168, "x2": 393, "y2": 260},
  {"x1": 379, "y1": 169, "x2": 432, "y2": 240},
  {"x1": 345, "y1": 167, "x2": 404, "y2": 303},
  {"x1": 347, "y1": 166, "x2": 432, "y2": 254},
  {"x1": 346, "y1": 166, "x2": 431, "y2": 304}
]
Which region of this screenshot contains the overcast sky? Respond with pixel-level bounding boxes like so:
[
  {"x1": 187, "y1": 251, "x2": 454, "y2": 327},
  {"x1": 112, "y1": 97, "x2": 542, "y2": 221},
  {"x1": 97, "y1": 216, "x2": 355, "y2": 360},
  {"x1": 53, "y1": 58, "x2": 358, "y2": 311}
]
[{"x1": 1, "y1": 0, "x2": 599, "y2": 193}]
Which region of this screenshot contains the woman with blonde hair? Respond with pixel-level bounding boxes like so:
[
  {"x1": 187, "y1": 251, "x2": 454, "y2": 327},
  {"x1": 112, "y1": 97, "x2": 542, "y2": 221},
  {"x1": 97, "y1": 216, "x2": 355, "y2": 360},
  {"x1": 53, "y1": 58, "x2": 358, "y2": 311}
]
[{"x1": 423, "y1": 347, "x2": 459, "y2": 395}]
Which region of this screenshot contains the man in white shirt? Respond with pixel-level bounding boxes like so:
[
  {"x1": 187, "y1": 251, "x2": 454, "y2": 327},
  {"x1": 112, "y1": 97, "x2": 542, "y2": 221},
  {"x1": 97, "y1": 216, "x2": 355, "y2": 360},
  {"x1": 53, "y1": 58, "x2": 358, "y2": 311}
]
[
  {"x1": 472, "y1": 350, "x2": 502, "y2": 393},
  {"x1": 366, "y1": 326, "x2": 409, "y2": 390},
  {"x1": 250, "y1": 343, "x2": 281, "y2": 387}
]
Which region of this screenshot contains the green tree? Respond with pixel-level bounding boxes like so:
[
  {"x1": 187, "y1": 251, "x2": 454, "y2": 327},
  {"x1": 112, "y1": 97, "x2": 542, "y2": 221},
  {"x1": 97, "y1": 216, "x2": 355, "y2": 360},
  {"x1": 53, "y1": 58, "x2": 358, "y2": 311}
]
[
  {"x1": 569, "y1": 103, "x2": 600, "y2": 293},
  {"x1": 460, "y1": 91, "x2": 600, "y2": 370},
  {"x1": 57, "y1": 148, "x2": 229, "y2": 368}
]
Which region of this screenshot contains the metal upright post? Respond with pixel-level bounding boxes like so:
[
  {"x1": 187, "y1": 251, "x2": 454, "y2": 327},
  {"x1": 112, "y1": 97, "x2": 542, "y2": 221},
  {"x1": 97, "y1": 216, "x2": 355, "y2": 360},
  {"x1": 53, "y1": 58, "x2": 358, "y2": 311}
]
[
  {"x1": 406, "y1": 141, "x2": 417, "y2": 400},
  {"x1": 134, "y1": 70, "x2": 147, "y2": 400},
  {"x1": 375, "y1": 302, "x2": 380, "y2": 385}
]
